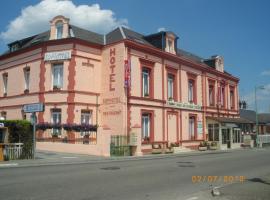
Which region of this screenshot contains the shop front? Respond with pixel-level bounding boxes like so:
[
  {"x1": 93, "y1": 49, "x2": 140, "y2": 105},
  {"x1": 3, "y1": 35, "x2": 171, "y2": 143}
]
[{"x1": 207, "y1": 117, "x2": 248, "y2": 150}]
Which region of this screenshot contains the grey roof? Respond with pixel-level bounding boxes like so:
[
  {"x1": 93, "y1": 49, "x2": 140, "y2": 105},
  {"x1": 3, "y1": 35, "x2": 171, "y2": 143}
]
[
  {"x1": 177, "y1": 48, "x2": 203, "y2": 63},
  {"x1": 207, "y1": 116, "x2": 253, "y2": 124},
  {"x1": 70, "y1": 25, "x2": 103, "y2": 45},
  {"x1": 240, "y1": 109, "x2": 270, "y2": 124},
  {"x1": 258, "y1": 113, "x2": 270, "y2": 124}
]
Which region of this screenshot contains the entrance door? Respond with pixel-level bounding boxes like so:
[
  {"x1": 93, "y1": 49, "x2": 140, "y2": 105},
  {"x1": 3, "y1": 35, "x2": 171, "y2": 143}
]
[{"x1": 221, "y1": 128, "x2": 231, "y2": 149}]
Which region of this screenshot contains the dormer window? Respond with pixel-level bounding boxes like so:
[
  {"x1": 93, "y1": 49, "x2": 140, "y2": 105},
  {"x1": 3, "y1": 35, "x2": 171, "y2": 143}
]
[
  {"x1": 10, "y1": 43, "x2": 19, "y2": 52},
  {"x1": 56, "y1": 21, "x2": 63, "y2": 39},
  {"x1": 168, "y1": 39, "x2": 173, "y2": 53},
  {"x1": 164, "y1": 32, "x2": 178, "y2": 54}
]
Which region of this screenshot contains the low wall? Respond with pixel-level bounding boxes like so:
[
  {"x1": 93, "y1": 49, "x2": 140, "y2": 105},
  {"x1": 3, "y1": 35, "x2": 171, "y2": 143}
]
[{"x1": 37, "y1": 129, "x2": 111, "y2": 157}]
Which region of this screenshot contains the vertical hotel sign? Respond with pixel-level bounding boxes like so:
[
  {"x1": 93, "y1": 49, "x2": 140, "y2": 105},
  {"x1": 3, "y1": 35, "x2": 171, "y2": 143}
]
[
  {"x1": 109, "y1": 48, "x2": 116, "y2": 91},
  {"x1": 124, "y1": 59, "x2": 131, "y2": 88}
]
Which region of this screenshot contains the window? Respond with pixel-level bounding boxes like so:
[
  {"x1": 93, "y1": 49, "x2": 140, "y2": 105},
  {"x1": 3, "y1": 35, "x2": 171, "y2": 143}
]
[
  {"x1": 209, "y1": 85, "x2": 214, "y2": 106},
  {"x1": 208, "y1": 124, "x2": 219, "y2": 141},
  {"x1": 24, "y1": 68, "x2": 30, "y2": 91},
  {"x1": 52, "y1": 64, "x2": 63, "y2": 89},
  {"x1": 168, "y1": 39, "x2": 173, "y2": 53},
  {"x1": 233, "y1": 129, "x2": 241, "y2": 143},
  {"x1": 56, "y1": 21, "x2": 63, "y2": 39},
  {"x1": 10, "y1": 44, "x2": 19, "y2": 52},
  {"x1": 142, "y1": 68, "x2": 150, "y2": 97},
  {"x1": 81, "y1": 110, "x2": 92, "y2": 136},
  {"x1": 167, "y1": 74, "x2": 174, "y2": 100},
  {"x1": 188, "y1": 79, "x2": 195, "y2": 103},
  {"x1": 2, "y1": 73, "x2": 8, "y2": 96},
  {"x1": 230, "y1": 88, "x2": 235, "y2": 109},
  {"x1": 0, "y1": 111, "x2": 7, "y2": 120},
  {"x1": 219, "y1": 85, "x2": 225, "y2": 107},
  {"x1": 51, "y1": 109, "x2": 61, "y2": 135},
  {"x1": 189, "y1": 116, "x2": 196, "y2": 140},
  {"x1": 142, "y1": 113, "x2": 151, "y2": 142}
]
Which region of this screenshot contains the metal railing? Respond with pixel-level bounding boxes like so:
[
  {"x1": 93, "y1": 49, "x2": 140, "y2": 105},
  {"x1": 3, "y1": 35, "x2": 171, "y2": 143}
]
[
  {"x1": 257, "y1": 134, "x2": 270, "y2": 145},
  {"x1": 3, "y1": 143, "x2": 24, "y2": 160}
]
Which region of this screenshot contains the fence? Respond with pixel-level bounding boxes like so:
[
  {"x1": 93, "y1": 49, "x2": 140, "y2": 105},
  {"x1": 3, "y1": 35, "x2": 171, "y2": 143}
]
[
  {"x1": 110, "y1": 135, "x2": 131, "y2": 156},
  {"x1": 257, "y1": 135, "x2": 270, "y2": 147},
  {"x1": 3, "y1": 143, "x2": 24, "y2": 160}
]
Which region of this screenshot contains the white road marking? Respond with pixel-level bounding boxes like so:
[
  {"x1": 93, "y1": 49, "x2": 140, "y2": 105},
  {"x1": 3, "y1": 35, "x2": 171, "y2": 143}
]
[
  {"x1": 0, "y1": 163, "x2": 18, "y2": 167},
  {"x1": 185, "y1": 197, "x2": 198, "y2": 200},
  {"x1": 62, "y1": 157, "x2": 78, "y2": 159}
]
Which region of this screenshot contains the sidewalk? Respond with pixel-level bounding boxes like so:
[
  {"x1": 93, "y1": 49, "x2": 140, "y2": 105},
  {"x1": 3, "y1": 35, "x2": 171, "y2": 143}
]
[{"x1": 0, "y1": 148, "x2": 251, "y2": 169}]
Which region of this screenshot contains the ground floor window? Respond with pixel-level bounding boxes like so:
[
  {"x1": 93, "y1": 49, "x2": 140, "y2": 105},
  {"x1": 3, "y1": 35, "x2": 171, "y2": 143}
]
[
  {"x1": 189, "y1": 116, "x2": 196, "y2": 140},
  {"x1": 208, "y1": 124, "x2": 219, "y2": 141},
  {"x1": 51, "y1": 109, "x2": 61, "y2": 136},
  {"x1": 233, "y1": 129, "x2": 241, "y2": 143},
  {"x1": 222, "y1": 129, "x2": 230, "y2": 144},
  {"x1": 142, "y1": 113, "x2": 151, "y2": 142},
  {"x1": 80, "y1": 110, "x2": 92, "y2": 137}
]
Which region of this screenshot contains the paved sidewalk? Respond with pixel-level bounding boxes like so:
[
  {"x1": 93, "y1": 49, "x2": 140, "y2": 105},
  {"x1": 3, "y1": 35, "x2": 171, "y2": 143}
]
[{"x1": 0, "y1": 148, "x2": 252, "y2": 168}]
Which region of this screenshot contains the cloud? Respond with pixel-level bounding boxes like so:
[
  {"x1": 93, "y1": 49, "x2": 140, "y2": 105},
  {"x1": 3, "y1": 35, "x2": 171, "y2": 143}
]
[
  {"x1": 157, "y1": 27, "x2": 166, "y2": 32},
  {"x1": 0, "y1": 0, "x2": 128, "y2": 43},
  {"x1": 261, "y1": 70, "x2": 270, "y2": 76}
]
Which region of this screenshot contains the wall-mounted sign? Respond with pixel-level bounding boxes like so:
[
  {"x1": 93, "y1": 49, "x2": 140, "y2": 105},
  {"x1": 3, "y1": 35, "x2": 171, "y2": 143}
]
[
  {"x1": 23, "y1": 103, "x2": 45, "y2": 113},
  {"x1": 109, "y1": 48, "x2": 116, "y2": 91},
  {"x1": 44, "y1": 50, "x2": 71, "y2": 61},
  {"x1": 0, "y1": 123, "x2": 4, "y2": 127},
  {"x1": 197, "y1": 121, "x2": 203, "y2": 135},
  {"x1": 124, "y1": 59, "x2": 131, "y2": 88},
  {"x1": 167, "y1": 101, "x2": 202, "y2": 111}
]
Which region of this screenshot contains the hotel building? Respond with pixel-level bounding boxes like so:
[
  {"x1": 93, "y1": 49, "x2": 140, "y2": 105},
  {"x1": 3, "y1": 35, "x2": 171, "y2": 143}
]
[{"x1": 0, "y1": 16, "x2": 240, "y2": 156}]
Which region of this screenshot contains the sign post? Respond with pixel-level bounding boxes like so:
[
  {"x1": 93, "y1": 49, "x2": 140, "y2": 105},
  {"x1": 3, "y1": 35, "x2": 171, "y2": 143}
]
[{"x1": 23, "y1": 103, "x2": 44, "y2": 159}]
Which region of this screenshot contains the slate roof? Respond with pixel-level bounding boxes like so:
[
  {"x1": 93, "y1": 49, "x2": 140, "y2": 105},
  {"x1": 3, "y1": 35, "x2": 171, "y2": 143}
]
[
  {"x1": 207, "y1": 116, "x2": 253, "y2": 124},
  {"x1": 240, "y1": 109, "x2": 270, "y2": 124},
  {"x1": 1, "y1": 24, "x2": 235, "y2": 76}
]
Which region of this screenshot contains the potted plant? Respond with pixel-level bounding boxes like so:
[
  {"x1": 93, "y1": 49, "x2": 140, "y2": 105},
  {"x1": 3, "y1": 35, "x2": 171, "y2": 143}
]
[
  {"x1": 198, "y1": 141, "x2": 208, "y2": 151},
  {"x1": 144, "y1": 92, "x2": 149, "y2": 97},
  {"x1": 168, "y1": 97, "x2": 174, "y2": 102},
  {"x1": 209, "y1": 141, "x2": 218, "y2": 150}
]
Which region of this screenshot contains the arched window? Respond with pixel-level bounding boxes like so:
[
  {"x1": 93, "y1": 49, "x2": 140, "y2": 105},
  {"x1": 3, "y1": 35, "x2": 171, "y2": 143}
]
[{"x1": 55, "y1": 21, "x2": 63, "y2": 39}]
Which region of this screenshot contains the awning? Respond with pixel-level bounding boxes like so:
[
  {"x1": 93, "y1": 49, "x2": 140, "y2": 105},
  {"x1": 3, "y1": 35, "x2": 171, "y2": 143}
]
[{"x1": 206, "y1": 117, "x2": 253, "y2": 124}]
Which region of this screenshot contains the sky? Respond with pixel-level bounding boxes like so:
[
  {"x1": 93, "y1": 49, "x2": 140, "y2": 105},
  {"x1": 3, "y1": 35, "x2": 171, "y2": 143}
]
[{"x1": 0, "y1": 0, "x2": 269, "y2": 112}]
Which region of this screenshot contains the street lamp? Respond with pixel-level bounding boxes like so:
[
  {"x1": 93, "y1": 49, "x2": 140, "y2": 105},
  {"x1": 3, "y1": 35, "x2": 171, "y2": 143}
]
[{"x1": 255, "y1": 85, "x2": 265, "y2": 147}]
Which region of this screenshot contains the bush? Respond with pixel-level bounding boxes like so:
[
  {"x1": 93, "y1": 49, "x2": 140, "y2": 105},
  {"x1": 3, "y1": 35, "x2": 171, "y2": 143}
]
[{"x1": 0, "y1": 120, "x2": 33, "y2": 159}]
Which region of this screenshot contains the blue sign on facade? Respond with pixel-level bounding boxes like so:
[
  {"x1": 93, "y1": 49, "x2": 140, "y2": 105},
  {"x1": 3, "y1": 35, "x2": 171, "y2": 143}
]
[{"x1": 23, "y1": 103, "x2": 44, "y2": 113}]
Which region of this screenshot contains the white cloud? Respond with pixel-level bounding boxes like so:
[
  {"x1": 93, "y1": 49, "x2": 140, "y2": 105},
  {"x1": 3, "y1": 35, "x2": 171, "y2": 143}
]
[
  {"x1": 157, "y1": 27, "x2": 166, "y2": 32},
  {"x1": 0, "y1": 0, "x2": 128, "y2": 43},
  {"x1": 261, "y1": 70, "x2": 270, "y2": 76}
]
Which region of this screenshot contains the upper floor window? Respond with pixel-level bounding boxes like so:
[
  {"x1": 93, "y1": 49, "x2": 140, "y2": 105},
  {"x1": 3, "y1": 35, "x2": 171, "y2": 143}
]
[
  {"x1": 56, "y1": 21, "x2": 63, "y2": 39},
  {"x1": 220, "y1": 86, "x2": 225, "y2": 107},
  {"x1": 10, "y1": 43, "x2": 19, "y2": 52},
  {"x1": 24, "y1": 67, "x2": 30, "y2": 91},
  {"x1": 209, "y1": 84, "x2": 215, "y2": 106},
  {"x1": 230, "y1": 88, "x2": 235, "y2": 109},
  {"x1": 188, "y1": 79, "x2": 195, "y2": 103},
  {"x1": 142, "y1": 68, "x2": 150, "y2": 97},
  {"x1": 2, "y1": 73, "x2": 8, "y2": 96},
  {"x1": 81, "y1": 110, "x2": 92, "y2": 125},
  {"x1": 167, "y1": 74, "x2": 174, "y2": 100},
  {"x1": 168, "y1": 40, "x2": 173, "y2": 53},
  {"x1": 52, "y1": 64, "x2": 63, "y2": 89}
]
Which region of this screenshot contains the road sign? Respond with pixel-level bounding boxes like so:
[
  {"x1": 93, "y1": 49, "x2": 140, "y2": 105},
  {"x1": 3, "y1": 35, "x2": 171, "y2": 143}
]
[{"x1": 23, "y1": 103, "x2": 44, "y2": 113}]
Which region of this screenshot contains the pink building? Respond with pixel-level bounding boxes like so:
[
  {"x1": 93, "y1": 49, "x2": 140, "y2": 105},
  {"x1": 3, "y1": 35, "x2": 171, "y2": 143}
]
[{"x1": 0, "y1": 16, "x2": 241, "y2": 156}]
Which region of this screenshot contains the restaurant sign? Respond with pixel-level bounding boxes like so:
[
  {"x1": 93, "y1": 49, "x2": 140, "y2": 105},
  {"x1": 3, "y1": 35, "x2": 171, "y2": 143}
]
[
  {"x1": 44, "y1": 50, "x2": 71, "y2": 61},
  {"x1": 167, "y1": 101, "x2": 202, "y2": 111}
]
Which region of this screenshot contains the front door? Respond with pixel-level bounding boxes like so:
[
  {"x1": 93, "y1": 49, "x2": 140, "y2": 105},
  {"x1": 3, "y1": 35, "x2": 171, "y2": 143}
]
[{"x1": 221, "y1": 128, "x2": 231, "y2": 149}]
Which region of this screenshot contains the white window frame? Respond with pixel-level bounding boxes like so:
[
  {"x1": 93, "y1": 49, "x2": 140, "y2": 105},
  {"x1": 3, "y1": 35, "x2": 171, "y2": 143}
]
[
  {"x1": 24, "y1": 68, "x2": 30, "y2": 90},
  {"x1": 168, "y1": 74, "x2": 174, "y2": 99},
  {"x1": 142, "y1": 68, "x2": 150, "y2": 97},
  {"x1": 2, "y1": 74, "x2": 8, "y2": 94},
  {"x1": 209, "y1": 85, "x2": 214, "y2": 106},
  {"x1": 51, "y1": 109, "x2": 61, "y2": 135},
  {"x1": 81, "y1": 110, "x2": 92, "y2": 136},
  {"x1": 56, "y1": 21, "x2": 63, "y2": 39},
  {"x1": 142, "y1": 114, "x2": 150, "y2": 141},
  {"x1": 189, "y1": 117, "x2": 195, "y2": 140},
  {"x1": 52, "y1": 64, "x2": 63, "y2": 89},
  {"x1": 188, "y1": 79, "x2": 194, "y2": 102}
]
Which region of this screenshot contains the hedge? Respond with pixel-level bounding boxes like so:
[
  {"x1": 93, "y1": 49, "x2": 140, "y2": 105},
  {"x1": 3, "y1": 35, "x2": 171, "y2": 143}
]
[{"x1": 0, "y1": 120, "x2": 33, "y2": 159}]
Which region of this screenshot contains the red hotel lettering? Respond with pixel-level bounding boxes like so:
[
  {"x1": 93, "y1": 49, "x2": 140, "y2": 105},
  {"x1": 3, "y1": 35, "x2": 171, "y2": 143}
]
[{"x1": 109, "y1": 48, "x2": 116, "y2": 91}]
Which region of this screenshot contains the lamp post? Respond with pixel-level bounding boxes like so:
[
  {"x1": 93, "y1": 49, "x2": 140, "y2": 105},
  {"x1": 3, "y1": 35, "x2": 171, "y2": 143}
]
[{"x1": 255, "y1": 85, "x2": 265, "y2": 147}]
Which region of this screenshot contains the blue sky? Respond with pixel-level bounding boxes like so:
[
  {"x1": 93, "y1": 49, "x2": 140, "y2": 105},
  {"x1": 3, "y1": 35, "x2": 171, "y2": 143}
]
[{"x1": 0, "y1": 0, "x2": 269, "y2": 112}]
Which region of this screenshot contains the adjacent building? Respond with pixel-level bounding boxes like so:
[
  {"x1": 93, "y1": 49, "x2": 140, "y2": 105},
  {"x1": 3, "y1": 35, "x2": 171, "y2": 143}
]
[{"x1": 0, "y1": 16, "x2": 240, "y2": 156}]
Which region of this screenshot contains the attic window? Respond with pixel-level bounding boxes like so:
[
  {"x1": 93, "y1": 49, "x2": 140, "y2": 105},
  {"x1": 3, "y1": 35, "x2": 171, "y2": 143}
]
[
  {"x1": 10, "y1": 43, "x2": 19, "y2": 52},
  {"x1": 168, "y1": 39, "x2": 173, "y2": 53},
  {"x1": 56, "y1": 21, "x2": 63, "y2": 39}
]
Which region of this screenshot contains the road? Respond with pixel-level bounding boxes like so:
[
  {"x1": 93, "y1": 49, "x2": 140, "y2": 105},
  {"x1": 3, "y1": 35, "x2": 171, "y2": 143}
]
[{"x1": 1, "y1": 149, "x2": 270, "y2": 200}]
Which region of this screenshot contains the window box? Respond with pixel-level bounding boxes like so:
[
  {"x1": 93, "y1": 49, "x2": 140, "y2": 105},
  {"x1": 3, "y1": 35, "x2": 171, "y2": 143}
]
[
  {"x1": 142, "y1": 136, "x2": 150, "y2": 143},
  {"x1": 53, "y1": 85, "x2": 61, "y2": 91}
]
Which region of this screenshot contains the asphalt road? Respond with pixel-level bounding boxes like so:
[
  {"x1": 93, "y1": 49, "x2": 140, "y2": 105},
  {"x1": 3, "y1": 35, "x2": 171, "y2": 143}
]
[{"x1": 1, "y1": 149, "x2": 270, "y2": 200}]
